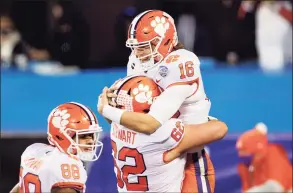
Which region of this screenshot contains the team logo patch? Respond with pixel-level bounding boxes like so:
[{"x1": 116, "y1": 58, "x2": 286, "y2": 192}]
[
  {"x1": 132, "y1": 83, "x2": 153, "y2": 105},
  {"x1": 150, "y1": 16, "x2": 170, "y2": 38},
  {"x1": 52, "y1": 109, "x2": 70, "y2": 130},
  {"x1": 158, "y1": 66, "x2": 168, "y2": 77}
]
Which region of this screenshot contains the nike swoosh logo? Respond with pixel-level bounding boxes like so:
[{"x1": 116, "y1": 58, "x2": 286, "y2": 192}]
[{"x1": 155, "y1": 79, "x2": 161, "y2": 83}]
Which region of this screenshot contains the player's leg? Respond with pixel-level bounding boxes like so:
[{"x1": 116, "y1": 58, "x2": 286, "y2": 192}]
[{"x1": 182, "y1": 149, "x2": 215, "y2": 193}]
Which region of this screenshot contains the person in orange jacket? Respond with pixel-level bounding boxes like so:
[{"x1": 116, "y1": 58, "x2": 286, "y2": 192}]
[{"x1": 236, "y1": 122, "x2": 292, "y2": 193}]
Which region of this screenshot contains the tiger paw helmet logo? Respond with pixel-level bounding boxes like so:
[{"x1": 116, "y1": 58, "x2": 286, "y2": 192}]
[
  {"x1": 52, "y1": 109, "x2": 70, "y2": 130},
  {"x1": 132, "y1": 83, "x2": 153, "y2": 105},
  {"x1": 151, "y1": 16, "x2": 170, "y2": 38}
]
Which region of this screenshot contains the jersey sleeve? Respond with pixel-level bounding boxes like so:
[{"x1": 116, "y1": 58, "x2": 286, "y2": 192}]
[
  {"x1": 148, "y1": 84, "x2": 191, "y2": 124},
  {"x1": 21, "y1": 143, "x2": 53, "y2": 165},
  {"x1": 237, "y1": 163, "x2": 251, "y2": 191},
  {"x1": 40, "y1": 156, "x2": 87, "y2": 192},
  {"x1": 155, "y1": 51, "x2": 200, "y2": 89},
  {"x1": 150, "y1": 119, "x2": 185, "y2": 150}
]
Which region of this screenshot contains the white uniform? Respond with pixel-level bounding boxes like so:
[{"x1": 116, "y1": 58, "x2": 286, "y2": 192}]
[
  {"x1": 256, "y1": 1, "x2": 292, "y2": 71},
  {"x1": 111, "y1": 119, "x2": 186, "y2": 192},
  {"x1": 127, "y1": 49, "x2": 211, "y2": 125},
  {"x1": 19, "y1": 143, "x2": 87, "y2": 193},
  {"x1": 127, "y1": 54, "x2": 143, "y2": 76},
  {"x1": 154, "y1": 49, "x2": 210, "y2": 124}
]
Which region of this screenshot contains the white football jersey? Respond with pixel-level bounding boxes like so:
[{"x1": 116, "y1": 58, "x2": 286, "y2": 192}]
[
  {"x1": 127, "y1": 49, "x2": 211, "y2": 124},
  {"x1": 110, "y1": 119, "x2": 186, "y2": 192},
  {"x1": 19, "y1": 143, "x2": 87, "y2": 193},
  {"x1": 127, "y1": 54, "x2": 143, "y2": 76},
  {"x1": 154, "y1": 49, "x2": 210, "y2": 124},
  {"x1": 155, "y1": 49, "x2": 206, "y2": 104}
]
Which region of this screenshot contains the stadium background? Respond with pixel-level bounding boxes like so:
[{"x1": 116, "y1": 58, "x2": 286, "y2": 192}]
[{"x1": 1, "y1": 0, "x2": 292, "y2": 192}]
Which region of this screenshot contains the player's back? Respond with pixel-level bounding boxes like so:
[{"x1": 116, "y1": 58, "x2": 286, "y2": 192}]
[
  {"x1": 19, "y1": 143, "x2": 87, "y2": 193},
  {"x1": 111, "y1": 119, "x2": 186, "y2": 192}
]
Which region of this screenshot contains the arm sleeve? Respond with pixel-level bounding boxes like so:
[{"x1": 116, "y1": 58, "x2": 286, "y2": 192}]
[
  {"x1": 237, "y1": 163, "x2": 251, "y2": 191},
  {"x1": 266, "y1": 147, "x2": 288, "y2": 189},
  {"x1": 151, "y1": 119, "x2": 185, "y2": 150},
  {"x1": 148, "y1": 84, "x2": 192, "y2": 124}
]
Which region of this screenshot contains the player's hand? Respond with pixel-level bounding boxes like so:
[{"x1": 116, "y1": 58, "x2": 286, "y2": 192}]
[
  {"x1": 163, "y1": 149, "x2": 181, "y2": 163},
  {"x1": 107, "y1": 79, "x2": 120, "y2": 107},
  {"x1": 107, "y1": 85, "x2": 118, "y2": 107},
  {"x1": 97, "y1": 87, "x2": 109, "y2": 114}
]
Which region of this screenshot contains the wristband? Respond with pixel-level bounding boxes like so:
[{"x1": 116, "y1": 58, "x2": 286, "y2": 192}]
[{"x1": 102, "y1": 105, "x2": 125, "y2": 124}]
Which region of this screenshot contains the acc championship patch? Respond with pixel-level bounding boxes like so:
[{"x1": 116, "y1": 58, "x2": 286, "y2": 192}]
[{"x1": 158, "y1": 66, "x2": 168, "y2": 77}]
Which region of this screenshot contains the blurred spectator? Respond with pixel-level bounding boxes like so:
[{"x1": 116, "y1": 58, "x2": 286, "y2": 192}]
[
  {"x1": 9, "y1": 1, "x2": 51, "y2": 62},
  {"x1": 102, "y1": 6, "x2": 138, "y2": 67},
  {"x1": 209, "y1": 0, "x2": 256, "y2": 64},
  {"x1": 159, "y1": 1, "x2": 204, "y2": 54},
  {"x1": 175, "y1": 3, "x2": 197, "y2": 52},
  {"x1": 160, "y1": 0, "x2": 257, "y2": 63},
  {"x1": 1, "y1": 13, "x2": 57, "y2": 71},
  {"x1": 236, "y1": 122, "x2": 292, "y2": 192},
  {"x1": 239, "y1": 0, "x2": 292, "y2": 71},
  {"x1": 0, "y1": 14, "x2": 28, "y2": 69},
  {"x1": 48, "y1": 0, "x2": 90, "y2": 69}
]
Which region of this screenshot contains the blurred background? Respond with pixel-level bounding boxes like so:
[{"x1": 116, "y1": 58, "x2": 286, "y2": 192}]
[{"x1": 1, "y1": 0, "x2": 292, "y2": 192}]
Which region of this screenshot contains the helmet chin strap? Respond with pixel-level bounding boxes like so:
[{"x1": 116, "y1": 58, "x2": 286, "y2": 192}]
[
  {"x1": 141, "y1": 52, "x2": 163, "y2": 72},
  {"x1": 68, "y1": 144, "x2": 94, "y2": 160},
  {"x1": 141, "y1": 57, "x2": 155, "y2": 71},
  {"x1": 68, "y1": 141, "x2": 102, "y2": 162},
  {"x1": 78, "y1": 151, "x2": 97, "y2": 161}
]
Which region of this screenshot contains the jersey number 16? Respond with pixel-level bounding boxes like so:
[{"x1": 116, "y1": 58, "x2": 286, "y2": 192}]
[{"x1": 179, "y1": 61, "x2": 194, "y2": 79}]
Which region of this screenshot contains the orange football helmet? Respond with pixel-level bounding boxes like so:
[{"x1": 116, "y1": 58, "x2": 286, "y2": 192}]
[
  {"x1": 126, "y1": 10, "x2": 178, "y2": 71},
  {"x1": 113, "y1": 75, "x2": 161, "y2": 113},
  {"x1": 47, "y1": 102, "x2": 103, "y2": 161}
]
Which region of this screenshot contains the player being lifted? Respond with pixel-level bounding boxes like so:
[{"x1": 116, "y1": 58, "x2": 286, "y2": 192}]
[
  {"x1": 98, "y1": 75, "x2": 227, "y2": 192},
  {"x1": 99, "y1": 10, "x2": 218, "y2": 193},
  {"x1": 10, "y1": 102, "x2": 103, "y2": 193}
]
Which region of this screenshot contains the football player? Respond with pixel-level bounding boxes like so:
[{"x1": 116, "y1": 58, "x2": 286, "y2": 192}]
[
  {"x1": 10, "y1": 102, "x2": 103, "y2": 193},
  {"x1": 100, "y1": 10, "x2": 218, "y2": 193},
  {"x1": 98, "y1": 75, "x2": 227, "y2": 192}
]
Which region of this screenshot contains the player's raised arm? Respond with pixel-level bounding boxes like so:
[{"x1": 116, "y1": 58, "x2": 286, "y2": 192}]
[
  {"x1": 163, "y1": 118, "x2": 228, "y2": 162},
  {"x1": 122, "y1": 84, "x2": 193, "y2": 134}
]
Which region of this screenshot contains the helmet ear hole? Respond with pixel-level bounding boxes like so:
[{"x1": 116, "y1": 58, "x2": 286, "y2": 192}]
[
  {"x1": 164, "y1": 39, "x2": 170, "y2": 46},
  {"x1": 127, "y1": 89, "x2": 132, "y2": 95},
  {"x1": 56, "y1": 135, "x2": 63, "y2": 140}
]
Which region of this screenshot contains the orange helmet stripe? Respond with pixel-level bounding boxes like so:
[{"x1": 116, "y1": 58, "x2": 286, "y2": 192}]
[
  {"x1": 130, "y1": 10, "x2": 153, "y2": 39},
  {"x1": 68, "y1": 102, "x2": 97, "y2": 125},
  {"x1": 113, "y1": 75, "x2": 138, "y2": 98}
]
